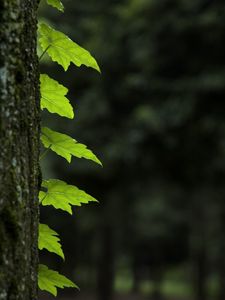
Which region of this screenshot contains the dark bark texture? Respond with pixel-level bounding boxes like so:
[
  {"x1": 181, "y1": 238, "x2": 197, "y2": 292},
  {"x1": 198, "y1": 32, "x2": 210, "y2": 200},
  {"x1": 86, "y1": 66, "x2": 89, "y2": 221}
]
[{"x1": 0, "y1": 1, "x2": 40, "y2": 299}]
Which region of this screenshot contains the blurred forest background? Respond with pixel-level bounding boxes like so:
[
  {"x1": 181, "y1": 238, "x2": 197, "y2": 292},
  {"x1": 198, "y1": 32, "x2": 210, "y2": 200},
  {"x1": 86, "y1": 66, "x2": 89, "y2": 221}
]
[{"x1": 39, "y1": 0, "x2": 225, "y2": 299}]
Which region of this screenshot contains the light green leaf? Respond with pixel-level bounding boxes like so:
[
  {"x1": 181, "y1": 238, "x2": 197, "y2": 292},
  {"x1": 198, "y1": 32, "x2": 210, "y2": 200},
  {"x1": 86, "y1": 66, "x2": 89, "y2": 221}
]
[
  {"x1": 38, "y1": 23, "x2": 100, "y2": 72},
  {"x1": 38, "y1": 223, "x2": 64, "y2": 259},
  {"x1": 38, "y1": 264, "x2": 78, "y2": 296},
  {"x1": 41, "y1": 126, "x2": 102, "y2": 165},
  {"x1": 39, "y1": 179, "x2": 98, "y2": 214},
  {"x1": 40, "y1": 74, "x2": 74, "y2": 119},
  {"x1": 46, "y1": 0, "x2": 64, "y2": 12}
]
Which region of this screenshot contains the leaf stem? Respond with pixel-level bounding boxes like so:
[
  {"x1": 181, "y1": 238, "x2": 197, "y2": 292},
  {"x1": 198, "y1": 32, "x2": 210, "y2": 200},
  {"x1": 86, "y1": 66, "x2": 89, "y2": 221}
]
[
  {"x1": 39, "y1": 193, "x2": 47, "y2": 204},
  {"x1": 40, "y1": 144, "x2": 52, "y2": 161},
  {"x1": 39, "y1": 45, "x2": 51, "y2": 61}
]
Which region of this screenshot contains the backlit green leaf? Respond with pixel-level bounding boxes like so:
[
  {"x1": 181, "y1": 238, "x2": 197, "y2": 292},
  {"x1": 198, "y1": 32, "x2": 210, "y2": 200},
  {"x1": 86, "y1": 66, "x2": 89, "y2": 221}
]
[
  {"x1": 41, "y1": 126, "x2": 102, "y2": 165},
  {"x1": 40, "y1": 74, "x2": 74, "y2": 119},
  {"x1": 39, "y1": 179, "x2": 98, "y2": 214},
  {"x1": 38, "y1": 23, "x2": 100, "y2": 72},
  {"x1": 38, "y1": 264, "x2": 78, "y2": 296},
  {"x1": 39, "y1": 223, "x2": 64, "y2": 259},
  {"x1": 46, "y1": 0, "x2": 64, "y2": 12}
]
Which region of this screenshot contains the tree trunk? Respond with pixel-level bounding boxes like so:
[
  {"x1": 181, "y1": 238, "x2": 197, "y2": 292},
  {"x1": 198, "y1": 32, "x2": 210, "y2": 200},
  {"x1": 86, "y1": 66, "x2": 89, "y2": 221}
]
[
  {"x1": 131, "y1": 257, "x2": 141, "y2": 294},
  {"x1": 218, "y1": 257, "x2": 225, "y2": 300},
  {"x1": 194, "y1": 248, "x2": 207, "y2": 300},
  {"x1": 97, "y1": 225, "x2": 115, "y2": 300},
  {"x1": 151, "y1": 266, "x2": 163, "y2": 300},
  {"x1": 0, "y1": 1, "x2": 40, "y2": 299},
  {"x1": 190, "y1": 219, "x2": 208, "y2": 300},
  {"x1": 217, "y1": 201, "x2": 225, "y2": 300}
]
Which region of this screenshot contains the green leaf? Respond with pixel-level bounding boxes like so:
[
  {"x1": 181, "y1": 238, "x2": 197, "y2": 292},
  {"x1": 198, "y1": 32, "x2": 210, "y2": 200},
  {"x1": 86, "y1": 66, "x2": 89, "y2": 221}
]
[
  {"x1": 41, "y1": 126, "x2": 102, "y2": 165},
  {"x1": 39, "y1": 223, "x2": 64, "y2": 259},
  {"x1": 39, "y1": 179, "x2": 98, "y2": 214},
  {"x1": 38, "y1": 23, "x2": 100, "y2": 72},
  {"x1": 38, "y1": 264, "x2": 78, "y2": 296},
  {"x1": 46, "y1": 0, "x2": 64, "y2": 12},
  {"x1": 40, "y1": 74, "x2": 74, "y2": 119}
]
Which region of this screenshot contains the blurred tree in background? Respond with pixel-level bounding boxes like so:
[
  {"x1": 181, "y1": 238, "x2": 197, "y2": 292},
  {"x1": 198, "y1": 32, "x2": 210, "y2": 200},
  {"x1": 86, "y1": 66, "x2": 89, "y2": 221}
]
[{"x1": 39, "y1": 0, "x2": 225, "y2": 299}]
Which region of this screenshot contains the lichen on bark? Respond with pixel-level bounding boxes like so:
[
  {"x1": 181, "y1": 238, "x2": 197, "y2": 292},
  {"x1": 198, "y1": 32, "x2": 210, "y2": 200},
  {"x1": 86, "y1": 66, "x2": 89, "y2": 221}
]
[{"x1": 0, "y1": 1, "x2": 40, "y2": 299}]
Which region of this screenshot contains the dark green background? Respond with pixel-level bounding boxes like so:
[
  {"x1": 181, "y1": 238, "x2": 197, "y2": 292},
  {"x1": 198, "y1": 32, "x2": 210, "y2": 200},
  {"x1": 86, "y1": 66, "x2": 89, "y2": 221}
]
[{"x1": 39, "y1": 1, "x2": 225, "y2": 299}]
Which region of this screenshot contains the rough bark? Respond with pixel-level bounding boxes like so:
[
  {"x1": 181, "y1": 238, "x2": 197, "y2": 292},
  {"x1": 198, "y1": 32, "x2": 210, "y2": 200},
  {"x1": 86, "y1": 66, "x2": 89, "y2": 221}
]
[{"x1": 0, "y1": 1, "x2": 40, "y2": 299}]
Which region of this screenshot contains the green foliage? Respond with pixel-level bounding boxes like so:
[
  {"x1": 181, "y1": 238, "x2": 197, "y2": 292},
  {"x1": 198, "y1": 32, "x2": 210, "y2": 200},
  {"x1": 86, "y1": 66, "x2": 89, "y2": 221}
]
[
  {"x1": 38, "y1": 0, "x2": 101, "y2": 296},
  {"x1": 39, "y1": 179, "x2": 98, "y2": 214},
  {"x1": 46, "y1": 0, "x2": 64, "y2": 12},
  {"x1": 38, "y1": 23, "x2": 100, "y2": 72},
  {"x1": 40, "y1": 74, "x2": 74, "y2": 119},
  {"x1": 39, "y1": 223, "x2": 64, "y2": 259},
  {"x1": 41, "y1": 126, "x2": 102, "y2": 165},
  {"x1": 38, "y1": 264, "x2": 78, "y2": 296}
]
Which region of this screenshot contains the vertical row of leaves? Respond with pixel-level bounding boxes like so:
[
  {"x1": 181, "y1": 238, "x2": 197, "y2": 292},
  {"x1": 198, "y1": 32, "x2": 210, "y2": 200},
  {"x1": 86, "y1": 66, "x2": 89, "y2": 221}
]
[{"x1": 38, "y1": 0, "x2": 101, "y2": 296}]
